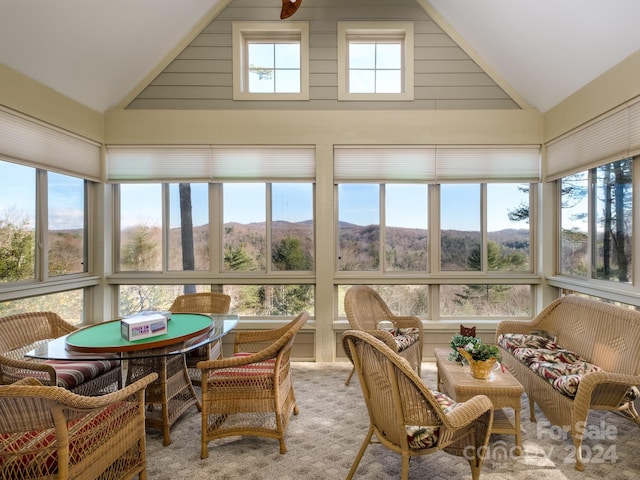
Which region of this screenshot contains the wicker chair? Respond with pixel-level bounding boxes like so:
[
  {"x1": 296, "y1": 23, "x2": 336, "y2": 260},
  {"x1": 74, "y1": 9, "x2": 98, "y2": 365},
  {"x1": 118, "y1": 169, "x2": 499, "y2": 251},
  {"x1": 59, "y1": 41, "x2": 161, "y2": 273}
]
[
  {"x1": 342, "y1": 330, "x2": 494, "y2": 480},
  {"x1": 169, "y1": 292, "x2": 231, "y2": 386},
  {"x1": 197, "y1": 311, "x2": 308, "y2": 458},
  {"x1": 0, "y1": 311, "x2": 122, "y2": 395},
  {"x1": 0, "y1": 373, "x2": 157, "y2": 480},
  {"x1": 343, "y1": 286, "x2": 423, "y2": 386}
]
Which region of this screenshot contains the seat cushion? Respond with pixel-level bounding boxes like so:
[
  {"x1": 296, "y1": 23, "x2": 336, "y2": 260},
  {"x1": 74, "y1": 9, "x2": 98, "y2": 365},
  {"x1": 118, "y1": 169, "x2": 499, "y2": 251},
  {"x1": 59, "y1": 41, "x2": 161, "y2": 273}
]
[
  {"x1": 498, "y1": 333, "x2": 637, "y2": 400},
  {"x1": 205, "y1": 353, "x2": 276, "y2": 389},
  {"x1": 381, "y1": 327, "x2": 420, "y2": 352},
  {"x1": 406, "y1": 391, "x2": 458, "y2": 450},
  {"x1": 0, "y1": 400, "x2": 134, "y2": 475},
  {"x1": 42, "y1": 359, "x2": 119, "y2": 390}
]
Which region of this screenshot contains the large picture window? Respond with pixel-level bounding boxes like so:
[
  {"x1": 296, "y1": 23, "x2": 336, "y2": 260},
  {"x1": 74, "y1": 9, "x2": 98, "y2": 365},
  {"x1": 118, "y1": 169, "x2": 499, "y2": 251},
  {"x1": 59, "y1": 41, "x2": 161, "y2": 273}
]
[
  {"x1": 559, "y1": 157, "x2": 633, "y2": 283},
  {"x1": 224, "y1": 182, "x2": 314, "y2": 273}
]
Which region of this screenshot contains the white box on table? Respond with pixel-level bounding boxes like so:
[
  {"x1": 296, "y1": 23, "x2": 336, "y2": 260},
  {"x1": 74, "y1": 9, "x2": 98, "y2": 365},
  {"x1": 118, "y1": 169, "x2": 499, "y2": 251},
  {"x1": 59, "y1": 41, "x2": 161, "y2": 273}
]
[{"x1": 121, "y1": 313, "x2": 168, "y2": 341}]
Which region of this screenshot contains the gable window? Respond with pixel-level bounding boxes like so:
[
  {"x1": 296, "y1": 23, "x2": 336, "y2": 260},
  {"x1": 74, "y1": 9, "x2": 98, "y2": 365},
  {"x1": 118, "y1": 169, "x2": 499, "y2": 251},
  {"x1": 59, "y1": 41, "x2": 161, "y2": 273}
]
[
  {"x1": 338, "y1": 22, "x2": 414, "y2": 101},
  {"x1": 233, "y1": 22, "x2": 309, "y2": 100}
]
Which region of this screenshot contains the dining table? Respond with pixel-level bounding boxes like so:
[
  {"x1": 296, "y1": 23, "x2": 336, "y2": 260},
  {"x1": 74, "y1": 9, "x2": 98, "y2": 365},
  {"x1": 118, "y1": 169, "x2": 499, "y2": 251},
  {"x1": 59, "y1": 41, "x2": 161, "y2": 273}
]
[{"x1": 26, "y1": 313, "x2": 239, "y2": 446}]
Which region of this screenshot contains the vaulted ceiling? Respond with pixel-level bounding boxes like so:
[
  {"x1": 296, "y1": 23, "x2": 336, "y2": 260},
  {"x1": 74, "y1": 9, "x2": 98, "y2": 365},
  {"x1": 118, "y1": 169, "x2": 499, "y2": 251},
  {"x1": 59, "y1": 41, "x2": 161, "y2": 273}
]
[{"x1": 1, "y1": 0, "x2": 639, "y2": 114}]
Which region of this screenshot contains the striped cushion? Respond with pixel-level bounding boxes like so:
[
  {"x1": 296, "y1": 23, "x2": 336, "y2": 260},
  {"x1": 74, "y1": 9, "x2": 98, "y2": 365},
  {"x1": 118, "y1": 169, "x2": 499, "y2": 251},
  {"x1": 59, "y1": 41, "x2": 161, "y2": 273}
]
[
  {"x1": 206, "y1": 353, "x2": 276, "y2": 388},
  {"x1": 0, "y1": 401, "x2": 133, "y2": 474},
  {"x1": 40, "y1": 360, "x2": 119, "y2": 390}
]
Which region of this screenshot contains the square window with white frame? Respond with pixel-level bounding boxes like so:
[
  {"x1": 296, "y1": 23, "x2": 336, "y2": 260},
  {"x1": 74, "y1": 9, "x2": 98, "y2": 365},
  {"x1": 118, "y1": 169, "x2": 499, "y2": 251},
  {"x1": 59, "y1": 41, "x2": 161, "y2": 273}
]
[
  {"x1": 233, "y1": 22, "x2": 309, "y2": 100},
  {"x1": 338, "y1": 22, "x2": 414, "y2": 101}
]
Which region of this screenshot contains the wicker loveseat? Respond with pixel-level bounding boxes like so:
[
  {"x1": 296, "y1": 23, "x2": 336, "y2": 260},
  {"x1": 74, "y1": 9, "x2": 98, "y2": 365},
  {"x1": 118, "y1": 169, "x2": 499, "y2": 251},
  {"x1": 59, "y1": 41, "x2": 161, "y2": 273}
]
[{"x1": 496, "y1": 295, "x2": 640, "y2": 471}]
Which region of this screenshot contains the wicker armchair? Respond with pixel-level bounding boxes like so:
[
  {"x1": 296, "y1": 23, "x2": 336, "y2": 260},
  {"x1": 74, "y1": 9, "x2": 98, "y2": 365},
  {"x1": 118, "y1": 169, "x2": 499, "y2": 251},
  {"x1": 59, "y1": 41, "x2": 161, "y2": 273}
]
[
  {"x1": 0, "y1": 373, "x2": 157, "y2": 480},
  {"x1": 197, "y1": 311, "x2": 308, "y2": 458},
  {"x1": 342, "y1": 330, "x2": 493, "y2": 480},
  {"x1": 343, "y1": 286, "x2": 423, "y2": 385},
  {"x1": 168, "y1": 292, "x2": 231, "y2": 386},
  {"x1": 0, "y1": 311, "x2": 122, "y2": 395}
]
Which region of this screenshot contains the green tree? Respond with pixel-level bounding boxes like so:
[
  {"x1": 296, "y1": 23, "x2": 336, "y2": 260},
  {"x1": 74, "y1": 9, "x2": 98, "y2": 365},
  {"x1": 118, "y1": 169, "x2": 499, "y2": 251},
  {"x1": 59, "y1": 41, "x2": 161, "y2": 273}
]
[
  {"x1": 0, "y1": 213, "x2": 34, "y2": 282},
  {"x1": 467, "y1": 240, "x2": 504, "y2": 271},
  {"x1": 224, "y1": 244, "x2": 257, "y2": 271},
  {"x1": 263, "y1": 237, "x2": 314, "y2": 314},
  {"x1": 121, "y1": 225, "x2": 159, "y2": 270},
  {"x1": 272, "y1": 236, "x2": 312, "y2": 271}
]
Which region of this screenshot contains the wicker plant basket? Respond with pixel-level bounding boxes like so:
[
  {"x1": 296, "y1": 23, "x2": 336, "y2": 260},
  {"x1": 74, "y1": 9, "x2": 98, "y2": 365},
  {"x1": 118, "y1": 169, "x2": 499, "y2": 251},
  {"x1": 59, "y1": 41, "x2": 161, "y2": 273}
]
[{"x1": 457, "y1": 348, "x2": 498, "y2": 379}]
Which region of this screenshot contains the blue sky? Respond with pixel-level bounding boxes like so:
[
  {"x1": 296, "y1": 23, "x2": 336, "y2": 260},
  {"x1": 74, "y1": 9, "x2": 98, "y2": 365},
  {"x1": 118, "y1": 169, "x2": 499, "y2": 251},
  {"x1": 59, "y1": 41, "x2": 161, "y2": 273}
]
[{"x1": 1, "y1": 158, "x2": 531, "y2": 233}]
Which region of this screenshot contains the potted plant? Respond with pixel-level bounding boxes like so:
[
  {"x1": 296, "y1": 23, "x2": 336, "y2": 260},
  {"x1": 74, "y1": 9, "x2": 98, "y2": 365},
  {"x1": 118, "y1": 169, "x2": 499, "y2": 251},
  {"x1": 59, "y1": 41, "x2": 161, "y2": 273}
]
[
  {"x1": 457, "y1": 341, "x2": 502, "y2": 379},
  {"x1": 448, "y1": 333, "x2": 480, "y2": 362}
]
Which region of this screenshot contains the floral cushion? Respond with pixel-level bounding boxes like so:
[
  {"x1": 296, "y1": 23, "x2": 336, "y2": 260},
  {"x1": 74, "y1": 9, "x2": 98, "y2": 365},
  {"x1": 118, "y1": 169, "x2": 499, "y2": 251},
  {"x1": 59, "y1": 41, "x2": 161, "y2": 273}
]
[
  {"x1": 405, "y1": 391, "x2": 458, "y2": 450},
  {"x1": 380, "y1": 327, "x2": 420, "y2": 352},
  {"x1": 498, "y1": 333, "x2": 637, "y2": 400}
]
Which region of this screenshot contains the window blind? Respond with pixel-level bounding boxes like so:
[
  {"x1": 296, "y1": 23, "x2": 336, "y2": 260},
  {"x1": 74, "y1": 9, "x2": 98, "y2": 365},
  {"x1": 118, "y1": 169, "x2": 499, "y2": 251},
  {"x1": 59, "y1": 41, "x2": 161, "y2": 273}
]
[
  {"x1": 546, "y1": 98, "x2": 640, "y2": 180},
  {"x1": 435, "y1": 146, "x2": 540, "y2": 182},
  {"x1": 0, "y1": 108, "x2": 101, "y2": 181},
  {"x1": 334, "y1": 146, "x2": 436, "y2": 182},
  {"x1": 334, "y1": 145, "x2": 540, "y2": 182},
  {"x1": 106, "y1": 145, "x2": 315, "y2": 182}
]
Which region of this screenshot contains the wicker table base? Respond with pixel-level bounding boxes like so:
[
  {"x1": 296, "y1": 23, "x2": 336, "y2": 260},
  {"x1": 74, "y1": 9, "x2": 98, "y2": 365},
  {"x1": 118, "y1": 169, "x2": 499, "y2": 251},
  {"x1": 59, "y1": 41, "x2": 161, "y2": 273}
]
[
  {"x1": 126, "y1": 353, "x2": 199, "y2": 446},
  {"x1": 434, "y1": 348, "x2": 524, "y2": 454}
]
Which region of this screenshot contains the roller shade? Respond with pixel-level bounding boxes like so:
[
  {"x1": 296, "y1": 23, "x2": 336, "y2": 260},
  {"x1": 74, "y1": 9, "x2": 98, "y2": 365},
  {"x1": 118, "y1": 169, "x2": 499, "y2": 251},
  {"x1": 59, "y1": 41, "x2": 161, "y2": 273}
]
[
  {"x1": 334, "y1": 145, "x2": 540, "y2": 182},
  {"x1": 0, "y1": 108, "x2": 101, "y2": 181},
  {"x1": 106, "y1": 145, "x2": 315, "y2": 182},
  {"x1": 546, "y1": 98, "x2": 640, "y2": 180}
]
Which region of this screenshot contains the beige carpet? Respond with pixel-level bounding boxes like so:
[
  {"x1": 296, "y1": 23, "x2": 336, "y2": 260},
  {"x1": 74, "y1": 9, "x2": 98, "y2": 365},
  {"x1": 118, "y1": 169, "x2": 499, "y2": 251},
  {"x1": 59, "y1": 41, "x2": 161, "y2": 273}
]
[{"x1": 145, "y1": 362, "x2": 639, "y2": 480}]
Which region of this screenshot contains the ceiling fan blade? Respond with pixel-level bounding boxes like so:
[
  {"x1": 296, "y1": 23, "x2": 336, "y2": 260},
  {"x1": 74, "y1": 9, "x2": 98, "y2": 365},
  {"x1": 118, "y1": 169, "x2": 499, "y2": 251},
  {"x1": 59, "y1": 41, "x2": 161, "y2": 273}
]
[{"x1": 281, "y1": 0, "x2": 303, "y2": 19}]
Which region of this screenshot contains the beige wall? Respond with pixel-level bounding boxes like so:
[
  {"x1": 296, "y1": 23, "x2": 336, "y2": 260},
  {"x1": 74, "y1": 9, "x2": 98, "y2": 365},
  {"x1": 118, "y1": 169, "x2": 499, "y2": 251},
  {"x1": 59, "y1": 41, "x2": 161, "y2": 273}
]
[
  {"x1": 0, "y1": 64, "x2": 103, "y2": 143},
  {"x1": 544, "y1": 49, "x2": 640, "y2": 143}
]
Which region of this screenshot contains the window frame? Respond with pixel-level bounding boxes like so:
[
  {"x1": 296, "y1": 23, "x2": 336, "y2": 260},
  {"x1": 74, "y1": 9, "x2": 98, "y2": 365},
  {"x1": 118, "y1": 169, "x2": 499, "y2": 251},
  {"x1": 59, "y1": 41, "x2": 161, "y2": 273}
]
[
  {"x1": 232, "y1": 21, "x2": 310, "y2": 101},
  {"x1": 337, "y1": 22, "x2": 414, "y2": 101}
]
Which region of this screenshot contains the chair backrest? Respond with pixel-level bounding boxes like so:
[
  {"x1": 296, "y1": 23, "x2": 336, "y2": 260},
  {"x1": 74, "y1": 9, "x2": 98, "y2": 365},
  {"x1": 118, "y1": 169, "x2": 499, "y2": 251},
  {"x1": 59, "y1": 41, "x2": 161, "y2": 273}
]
[
  {"x1": 0, "y1": 311, "x2": 75, "y2": 355},
  {"x1": 169, "y1": 292, "x2": 231, "y2": 314},
  {"x1": 242, "y1": 311, "x2": 308, "y2": 359},
  {"x1": 342, "y1": 330, "x2": 442, "y2": 450},
  {"x1": 344, "y1": 286, "x2": 394, "y2": 330}
]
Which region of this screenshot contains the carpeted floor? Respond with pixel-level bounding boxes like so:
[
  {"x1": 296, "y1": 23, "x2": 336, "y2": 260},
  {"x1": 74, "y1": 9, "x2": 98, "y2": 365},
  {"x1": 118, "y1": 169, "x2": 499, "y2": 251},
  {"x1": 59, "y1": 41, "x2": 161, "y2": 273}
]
[{"x1": 145, "y1": 362, "x2": 640, "y2": 480}]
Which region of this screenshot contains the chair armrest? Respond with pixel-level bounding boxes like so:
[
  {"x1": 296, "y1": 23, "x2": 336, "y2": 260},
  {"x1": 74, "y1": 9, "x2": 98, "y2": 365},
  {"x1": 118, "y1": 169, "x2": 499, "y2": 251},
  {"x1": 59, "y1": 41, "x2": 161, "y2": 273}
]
[
  {"x1": 495, "y1": 319, "x2": 536, "y2": 339},
  {"x1": 2, "y1": 373, "x2": 158, "y2": 410},
  {"x1": 363, "y1": 330, "x2": 398, "y2": 351},
  {"x1": 233, "y1": 322, "x2": 295, "y2": 352},
  {"x1": 574, "y1": 371, "x2": 640, "y2": 410},
  {"x1": 387, "y1": 314, "x2": 422, "y2": 331},
  {"x1": 443, "y1": 394, "x2": 494, "y2": 430},
  {"x1": 9, "y1": 377, "x2": 44, "y2": 386},
  {"x1": 197, "y1": 347, "x2": 278, "y2": 373},
  {"x1": 0, "y1": 355, "x2": 57, "y2": 385},
  {"x1": 58, "y1": 373, "x2": 157, "y2": 409}
]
